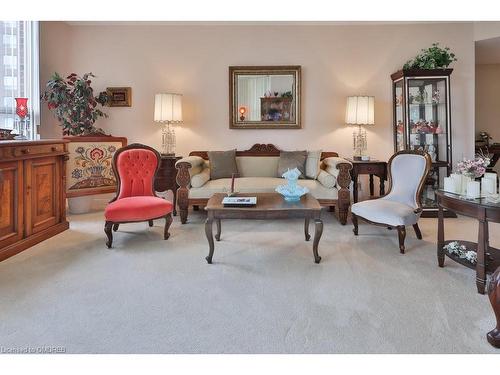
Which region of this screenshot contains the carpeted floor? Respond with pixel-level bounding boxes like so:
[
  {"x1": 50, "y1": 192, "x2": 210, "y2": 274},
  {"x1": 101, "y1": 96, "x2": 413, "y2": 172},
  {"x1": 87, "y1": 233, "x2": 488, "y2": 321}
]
[{"x1": 0, "y1": 209, "x2": 498, "y2": 353}]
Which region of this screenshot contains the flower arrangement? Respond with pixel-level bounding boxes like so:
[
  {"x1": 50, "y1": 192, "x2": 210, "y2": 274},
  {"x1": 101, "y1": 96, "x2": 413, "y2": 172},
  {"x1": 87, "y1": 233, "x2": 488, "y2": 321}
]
[
  {"x1": 443, "y1": 241, "x2": 477, "y2": 264},
  {"x1": 403, "y1": 43, "x2": 457, "y2": 70},
  {"x1": 455, "y1": 153, "x2": 490, "y2": 179},
  {"x1": 41, "y1": 72, "x2": 109, "y2": 136}
]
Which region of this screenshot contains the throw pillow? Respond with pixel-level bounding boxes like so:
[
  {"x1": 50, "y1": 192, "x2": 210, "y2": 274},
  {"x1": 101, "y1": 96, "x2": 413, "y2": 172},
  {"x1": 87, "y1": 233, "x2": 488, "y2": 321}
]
[
  {"x1": 277, "y1": 150, "x2": 307, "y2": 177},
  {"x1": 208, "y1": 149, "x2": 239, "y2": 180},
  {"x1": 317, "y1": 170, "x2": 336, "y2": 188},
  {"x1": 305, "y1": 150, "x2": 322, "y2": 179}
]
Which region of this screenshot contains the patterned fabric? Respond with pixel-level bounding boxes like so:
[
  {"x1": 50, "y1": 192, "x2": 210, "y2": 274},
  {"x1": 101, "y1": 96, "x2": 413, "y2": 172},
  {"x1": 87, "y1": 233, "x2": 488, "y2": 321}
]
[{"x1": 67, "y1": 142, "x2": 122, "y2": 193}]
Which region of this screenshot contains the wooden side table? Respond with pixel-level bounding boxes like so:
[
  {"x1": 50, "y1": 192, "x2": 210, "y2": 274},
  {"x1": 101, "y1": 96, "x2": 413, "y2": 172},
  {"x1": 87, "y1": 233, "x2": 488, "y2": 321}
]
[
  {"x1": 154, "y1": 155, "x2": 182, "y2": 216},
  {"x1": 347, "y1": 158, "x2": 387, "y2": 203},
  {"x1": 436, "y1": 190, "x2": 500, "y2": 348}
]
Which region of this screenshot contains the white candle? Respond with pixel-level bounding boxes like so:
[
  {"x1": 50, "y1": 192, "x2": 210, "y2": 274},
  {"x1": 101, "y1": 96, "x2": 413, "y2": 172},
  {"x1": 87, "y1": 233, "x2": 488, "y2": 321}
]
[
  {"x1": 484, "y1": 172, "x2": 498, "y2": 194},
  {"x1": 450, "y1": 173, "x2": 463, "y2": 194},
  {"x1": 481, "y1": 177, "x2": 496, "y2": 196},
  {"x1": 466, "y1": 180, "x2": 481, "y2": 199},
  {"x1": 444, "y1": 177, "x2": 456, "y2": 193}
]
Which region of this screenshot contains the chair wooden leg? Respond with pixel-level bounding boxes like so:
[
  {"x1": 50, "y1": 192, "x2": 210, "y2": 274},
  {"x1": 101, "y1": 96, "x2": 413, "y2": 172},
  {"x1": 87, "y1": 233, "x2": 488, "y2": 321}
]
[
  {"x1": 148, "y1": 220, "x2": 154, "y2": 227},
  {"x1": 104, "y1": 221, "x2": 113, "y2": 248},
  {"x1": 397, "y1": 226, "x2": 406, "y2": 254},
  {"x1": 112, "y1": 223, "x2": 119, "y2": 232},
  {"x1": 164, "y1": 213, "x2": 173, "y2": 240},
  {"x1": 352, "y1": 213, "x2": 358, "y2": 236},
  {"x1": 413, "y1": 223, "x2": 422, "y2": 239}
]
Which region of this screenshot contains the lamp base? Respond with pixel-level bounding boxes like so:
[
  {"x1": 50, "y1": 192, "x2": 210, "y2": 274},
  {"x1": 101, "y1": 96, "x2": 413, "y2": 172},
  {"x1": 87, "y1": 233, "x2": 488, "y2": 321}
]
[{"x1": 162, "y1": 123, "x2": 176, "y2": 155}]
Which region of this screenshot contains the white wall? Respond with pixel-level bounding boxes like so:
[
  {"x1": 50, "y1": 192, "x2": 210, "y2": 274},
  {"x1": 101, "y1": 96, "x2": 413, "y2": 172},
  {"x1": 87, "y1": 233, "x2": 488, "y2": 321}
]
[{"x1": 40, "y1": 22, "x2": 475, "y2": 163}]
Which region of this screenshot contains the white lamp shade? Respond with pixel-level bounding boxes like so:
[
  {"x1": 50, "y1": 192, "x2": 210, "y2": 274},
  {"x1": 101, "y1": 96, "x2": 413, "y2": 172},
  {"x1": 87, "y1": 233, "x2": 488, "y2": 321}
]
[
  {"x1": 345, "y1": 96, "x2": 375, "y2": 125},
  {"x1": 154, "y1": 93, "x2": 183, "y2": 123}
]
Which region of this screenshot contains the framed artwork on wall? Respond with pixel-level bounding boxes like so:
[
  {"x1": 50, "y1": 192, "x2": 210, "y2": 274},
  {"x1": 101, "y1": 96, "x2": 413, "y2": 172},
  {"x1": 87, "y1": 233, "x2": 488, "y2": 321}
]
[
  {"x1": 229, "y1": 65, "x2": 301, "y2": 129},
  {"x1": 106, "y1": 87, "x2": 132, "y2": 107},
  {"x1": 64, "y1": 134, "x2": 128, "y2": 198}
]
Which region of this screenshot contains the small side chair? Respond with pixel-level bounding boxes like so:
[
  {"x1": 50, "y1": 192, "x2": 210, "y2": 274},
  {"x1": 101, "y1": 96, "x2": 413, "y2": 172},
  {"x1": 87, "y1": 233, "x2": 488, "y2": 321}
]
[
  {"x1": 104, "y1": 143, "x2": 173, "y2": 248},
  {"x1": 351, "y1": 150, "x2": 431, "y2": 254}
]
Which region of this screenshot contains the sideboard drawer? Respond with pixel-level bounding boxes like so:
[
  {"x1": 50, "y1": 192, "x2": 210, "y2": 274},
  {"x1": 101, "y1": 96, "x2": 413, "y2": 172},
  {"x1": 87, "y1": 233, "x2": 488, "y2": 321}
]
[{"x1": 0, "y1": 143, "x2": 65, "y2": 159}]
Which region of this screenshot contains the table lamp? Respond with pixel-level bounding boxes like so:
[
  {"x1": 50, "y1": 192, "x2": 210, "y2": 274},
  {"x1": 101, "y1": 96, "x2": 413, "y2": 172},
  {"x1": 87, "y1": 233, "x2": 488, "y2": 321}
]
[
  {"x1": 154, "y1": 93, "x2": 183, "y2": 155},
  {"x1": 345, "y1": 96, "x2": 374, "y2": 161}
]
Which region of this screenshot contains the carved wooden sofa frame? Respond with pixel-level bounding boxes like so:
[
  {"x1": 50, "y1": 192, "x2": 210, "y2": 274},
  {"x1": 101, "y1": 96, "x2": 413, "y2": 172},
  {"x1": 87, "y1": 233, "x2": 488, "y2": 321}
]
[{"x1": 175, "y1": 144, "x2": 352, "y2": 225}]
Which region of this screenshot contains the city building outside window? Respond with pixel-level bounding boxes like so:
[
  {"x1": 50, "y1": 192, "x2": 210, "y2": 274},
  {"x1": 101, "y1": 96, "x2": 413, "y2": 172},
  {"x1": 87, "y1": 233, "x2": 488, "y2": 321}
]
[{"x1": 0, "y1": 21, "x2": 39, "y2": 139}]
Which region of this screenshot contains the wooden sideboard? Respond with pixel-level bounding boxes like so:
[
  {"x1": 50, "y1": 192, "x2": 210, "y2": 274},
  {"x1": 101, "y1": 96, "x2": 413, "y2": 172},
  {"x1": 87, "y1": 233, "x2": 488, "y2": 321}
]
[{"x1": 0, "y1": 139, "x2": 70, "y2": 261}]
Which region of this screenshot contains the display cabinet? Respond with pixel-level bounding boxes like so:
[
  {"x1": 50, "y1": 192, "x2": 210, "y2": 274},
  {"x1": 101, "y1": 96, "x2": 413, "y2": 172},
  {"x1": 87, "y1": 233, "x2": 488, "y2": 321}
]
[{"x1": 391, "y1": 69, "x2": 453, "y2": 217}]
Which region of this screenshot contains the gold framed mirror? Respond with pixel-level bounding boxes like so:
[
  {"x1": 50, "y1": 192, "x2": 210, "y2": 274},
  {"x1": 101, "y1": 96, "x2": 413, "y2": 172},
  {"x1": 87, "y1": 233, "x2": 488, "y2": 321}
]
[{"x1": 229, "y1": 66, "x2": 301, "y2": 129}]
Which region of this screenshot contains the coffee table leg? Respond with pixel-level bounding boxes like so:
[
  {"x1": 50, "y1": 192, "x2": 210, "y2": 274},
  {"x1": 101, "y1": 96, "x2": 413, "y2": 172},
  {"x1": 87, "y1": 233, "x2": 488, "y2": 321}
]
[
  {"x1": 205, "y1": 218, "x2": 215, "y2": 264},
  {"x1": 215, "y1": 219, "x2": 221, "y2": 241},
  {"x1": 313, "y1": 219, "x2": 323, "y2": 264},
  {"x1": 304, "y1": 217, "x2": 310, "y2": 241}
]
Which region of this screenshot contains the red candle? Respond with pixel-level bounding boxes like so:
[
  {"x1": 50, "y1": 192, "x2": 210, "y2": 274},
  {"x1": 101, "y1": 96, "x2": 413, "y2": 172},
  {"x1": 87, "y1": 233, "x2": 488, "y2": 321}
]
[{"x1": 230, "y1": 173, "x2": 235, "y2": 193}]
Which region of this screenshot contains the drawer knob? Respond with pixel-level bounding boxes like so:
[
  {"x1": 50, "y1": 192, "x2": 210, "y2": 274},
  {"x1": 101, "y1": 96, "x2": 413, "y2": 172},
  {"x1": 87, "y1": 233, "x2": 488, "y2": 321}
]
[
  {"x1": 21, "y1": 148, "x2": 30, "y2": 154},
  {"x1": 51, "y1": 146, "x2": 57, "y2": 152}
]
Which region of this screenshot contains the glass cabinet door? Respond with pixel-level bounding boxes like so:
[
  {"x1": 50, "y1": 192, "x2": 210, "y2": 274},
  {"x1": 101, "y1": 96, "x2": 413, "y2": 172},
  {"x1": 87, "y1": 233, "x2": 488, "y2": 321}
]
[
  {"x1": 407, "y1": 77, "x2": 449, "y2": 208},
  {"x1": 394, "y1": 80, "x2": 405, "y2": 152}
]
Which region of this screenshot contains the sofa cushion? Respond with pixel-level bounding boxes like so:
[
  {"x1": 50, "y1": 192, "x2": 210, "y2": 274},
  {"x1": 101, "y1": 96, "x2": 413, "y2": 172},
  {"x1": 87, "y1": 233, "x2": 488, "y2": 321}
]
[
  {"x1": 188, "y1": 177, "x2": 338, "y2": 200},
  {"x1": 191, "y1": 168, "x2": 210, "y2": 188},
  {"x1": 317, "y1": 169, "x2": 336, "y2": 188},
  {"x1": 277, "y1": 151, "x2": 307, "y2": 177},
  {"x1": 236, "y1": 156, "x2": 279, "y2": 177},
  {"x1": 305, "y1": 150, "x2": 322, "y2": 179},
  {"x1": 208, "y1": 149, "x2": 238, "y2": 180},
  {"x1": 351, "y1": 199, "x2": 418, "y2": 226},
  {"x1": 105, "y1": 196, "x2": 173, "y2": 222}
]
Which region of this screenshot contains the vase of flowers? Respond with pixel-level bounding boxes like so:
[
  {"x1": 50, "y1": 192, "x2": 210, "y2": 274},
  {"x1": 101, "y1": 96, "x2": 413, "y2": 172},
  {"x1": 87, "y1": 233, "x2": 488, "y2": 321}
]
[
  {"x1": 454, "y1": 153, "x2": 490, "y2": 197},
  {"x1": 41, "y1": 72, "x2": 108, "y2": 136},
  {"x1": 456, "y1": 154, "x2": 490, "y2": 180}
]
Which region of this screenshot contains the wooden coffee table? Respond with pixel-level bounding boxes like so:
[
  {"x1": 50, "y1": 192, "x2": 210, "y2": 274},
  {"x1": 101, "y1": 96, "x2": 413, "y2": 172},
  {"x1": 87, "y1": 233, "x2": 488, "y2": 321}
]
[{"x1": 204, "y1": 193, "x2": 323, "y2": 264}]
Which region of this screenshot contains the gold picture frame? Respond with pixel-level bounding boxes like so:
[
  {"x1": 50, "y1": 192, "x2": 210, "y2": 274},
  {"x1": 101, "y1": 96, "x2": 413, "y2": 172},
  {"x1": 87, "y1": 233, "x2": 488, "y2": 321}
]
[
  {"x1": 229, "y1": 66, "x2": 301, "y2": 129},
  {"x1": 107, "y1": 87, "x2": 132, "y2": 107}
]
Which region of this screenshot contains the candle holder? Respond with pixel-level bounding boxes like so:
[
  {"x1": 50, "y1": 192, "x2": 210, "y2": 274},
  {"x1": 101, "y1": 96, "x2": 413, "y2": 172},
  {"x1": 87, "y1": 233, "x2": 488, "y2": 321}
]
[{"x1": 225, "y1": 173, "x2": 239, "y2": 197}]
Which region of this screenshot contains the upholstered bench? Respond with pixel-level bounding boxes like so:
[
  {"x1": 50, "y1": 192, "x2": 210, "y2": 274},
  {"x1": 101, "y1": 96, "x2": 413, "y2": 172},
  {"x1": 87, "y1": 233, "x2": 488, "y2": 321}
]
[{"x1": 175, "y1": 144, "x2": 352, "y2": 225}]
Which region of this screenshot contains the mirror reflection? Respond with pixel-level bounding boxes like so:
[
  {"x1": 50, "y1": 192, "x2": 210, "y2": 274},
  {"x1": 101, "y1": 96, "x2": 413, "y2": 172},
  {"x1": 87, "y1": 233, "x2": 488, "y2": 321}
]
[
  {"x1": 236, "y1": 74, "x2": 295, "y2": 122},
  {"x1": 229, "y1": 66, "x2": 301, "y2": 129}
]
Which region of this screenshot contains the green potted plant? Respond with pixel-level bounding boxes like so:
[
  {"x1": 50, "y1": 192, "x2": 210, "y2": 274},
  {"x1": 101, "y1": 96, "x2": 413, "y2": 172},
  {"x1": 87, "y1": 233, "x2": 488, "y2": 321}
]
[
  {"x1": 41, "y1": 72, "x2": 109, "y2": 135},
  {"x1": 42, "y1": 72, "x2": 110, "y2": 214},
  {"x1": 403, "y1": 43, "x2": 457, "y2": 70}
]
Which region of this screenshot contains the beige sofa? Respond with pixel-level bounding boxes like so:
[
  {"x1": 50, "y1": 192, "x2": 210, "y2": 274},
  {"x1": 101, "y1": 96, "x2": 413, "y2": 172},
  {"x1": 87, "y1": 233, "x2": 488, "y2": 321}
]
[{"x1": 175, "y1": 144, "x2": 352, "y2": 224}]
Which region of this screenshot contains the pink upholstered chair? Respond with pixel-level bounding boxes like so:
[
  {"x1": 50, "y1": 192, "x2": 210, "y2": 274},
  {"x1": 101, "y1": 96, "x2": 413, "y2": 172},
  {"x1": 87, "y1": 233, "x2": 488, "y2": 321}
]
[{"x1": 104, "y1": 143, "x2": 173, "y2": 248}]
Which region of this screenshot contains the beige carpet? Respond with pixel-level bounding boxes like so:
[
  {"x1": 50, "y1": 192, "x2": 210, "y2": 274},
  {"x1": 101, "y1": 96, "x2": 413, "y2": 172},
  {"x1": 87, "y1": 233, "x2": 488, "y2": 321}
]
[{"x1": 0, "y1": 209, "x2": 498, "y2": 353}]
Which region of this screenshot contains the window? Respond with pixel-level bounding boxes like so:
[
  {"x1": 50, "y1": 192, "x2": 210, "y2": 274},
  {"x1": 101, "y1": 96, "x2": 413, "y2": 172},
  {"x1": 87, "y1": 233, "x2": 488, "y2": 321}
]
[{"x1": 0, "y1": 21, "x2": 39, "y2": 139}]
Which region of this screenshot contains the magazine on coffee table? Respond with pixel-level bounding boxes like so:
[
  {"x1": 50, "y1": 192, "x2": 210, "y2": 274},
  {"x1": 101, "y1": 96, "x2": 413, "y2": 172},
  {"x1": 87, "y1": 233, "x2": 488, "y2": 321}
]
[{"x1": 222, "y1": 196, "x2": 257, "y2": 207}]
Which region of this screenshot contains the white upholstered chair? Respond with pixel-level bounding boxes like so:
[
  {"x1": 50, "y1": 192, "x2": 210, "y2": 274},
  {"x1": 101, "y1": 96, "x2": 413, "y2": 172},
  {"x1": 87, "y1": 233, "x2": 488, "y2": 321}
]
[{"x1": 351, "y1": 150, "x2": 432, "y2": 254}]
